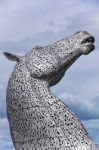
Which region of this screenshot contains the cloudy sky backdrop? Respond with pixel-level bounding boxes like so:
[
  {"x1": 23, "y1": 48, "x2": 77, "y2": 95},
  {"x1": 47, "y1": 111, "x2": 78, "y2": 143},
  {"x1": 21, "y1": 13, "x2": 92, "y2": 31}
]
[{"x1": 0, "y1": 0, "x2": 99, "y2": 149}]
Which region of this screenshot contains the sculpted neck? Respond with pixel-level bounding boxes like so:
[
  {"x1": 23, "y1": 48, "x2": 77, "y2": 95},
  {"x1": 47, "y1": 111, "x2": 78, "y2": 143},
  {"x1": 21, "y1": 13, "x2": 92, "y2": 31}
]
[
  {"x1": 9, "y1": 61, "x2": 96, "y2": 150},
  {"x1": 30, "y1": 78, "x2": 58, "y2": 106}
]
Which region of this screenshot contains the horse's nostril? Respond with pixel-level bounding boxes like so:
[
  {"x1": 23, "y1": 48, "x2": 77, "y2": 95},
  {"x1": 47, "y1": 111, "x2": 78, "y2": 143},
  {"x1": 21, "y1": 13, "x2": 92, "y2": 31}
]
[
  {"x1": 81, "y1": 36, "x2": 95, "y2": 44},
  {"x1": 91, "y1": 36, "x2": 95, "y2": 43},
  {"x1": 87, "y1": 37, "x2": 95, "y2": 43}
]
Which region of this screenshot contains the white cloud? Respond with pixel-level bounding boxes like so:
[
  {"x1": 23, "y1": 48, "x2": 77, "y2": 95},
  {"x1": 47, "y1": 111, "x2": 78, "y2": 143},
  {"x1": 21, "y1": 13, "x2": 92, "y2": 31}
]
[
  {"x1": 0, "y1": 0, "x2": 99, "y2": 43},
  {"x1": 58, "y1": 92, "x2": 99, "y2": 120},
  {"x1": 0, "y1": 0, "x2": 49, "y2": 41}
]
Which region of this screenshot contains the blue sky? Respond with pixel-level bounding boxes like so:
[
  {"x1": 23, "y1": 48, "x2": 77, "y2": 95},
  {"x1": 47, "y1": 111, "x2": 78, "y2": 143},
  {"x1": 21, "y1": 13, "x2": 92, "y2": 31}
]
[{"x1": 0, "y1": 0, "x2": 99, "y2": 149}]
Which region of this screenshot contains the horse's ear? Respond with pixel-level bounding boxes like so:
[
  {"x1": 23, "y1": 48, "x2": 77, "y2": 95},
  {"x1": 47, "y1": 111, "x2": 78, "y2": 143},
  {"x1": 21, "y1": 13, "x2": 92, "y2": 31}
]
[{"x1": 3, "y1": 52, "x2": 21, "y2": 61}]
